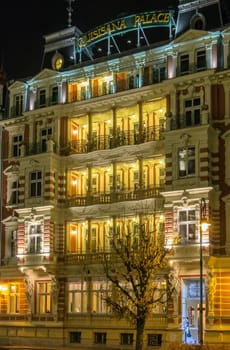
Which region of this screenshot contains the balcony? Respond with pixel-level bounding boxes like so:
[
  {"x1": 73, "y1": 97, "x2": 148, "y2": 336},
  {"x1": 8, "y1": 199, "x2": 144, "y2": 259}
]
[
  {"x1": 64, "y1": 252, "x2": 110, "y2": 264},
  {"x1": 64, "y1": 126, "x2": 163, "y2": 155},
  {"x1": 67, "y1": 185, "x2": 164, "y2": 207}
]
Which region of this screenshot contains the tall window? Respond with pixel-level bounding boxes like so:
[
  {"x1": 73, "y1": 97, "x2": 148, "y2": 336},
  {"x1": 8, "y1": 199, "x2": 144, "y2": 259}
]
[
  {"x1": 12, "y1": 135, "x2": 23, "y2": 157},
  {"x1": 185, "y1": 97, "x2": 201, "y2": 126},
  {"x1": 10, "y1": 230, "x2": 17, "y2": 257},
  {"x1": 153, "y1": 65, "x2": 166, "y2": 83},
  {"x1": 91, "y1": 227, "x2": 97, "y2": 252},
  {"x1": 68, "y1": 281, "x2": 87, "y2": 313},
  {"x1": 196, "y1": 49, "x2": 206, "y2": 71},
  {"x1": 39, "y1": 89, "x2": 46, "y2": 107},
  {"x1": 180, "y1": 54, "x2": 189, "y2": 75},
  {"x1": 28, "y1": 223, "x2": 43, "y2": 253},
  {"x1": 41, "y1": 127, "x2": 52, "y2": 152},
  {"x1": 178, "y1": 209, "x2": 197, "y2": 244},
  {"x1": 10, "y1": 180, "x2": 19, "y2": 205},
  {"x1": 30, "y1": 171, "x2": 42, "y2": 197},
  {"x1": 80, "y1": 86, "x2": 87, "y2": 100},
  {"x1": 9, "y1": 284, "x2": 19, "y2": 313},
  {"x1": 92, "y1": 280, "x2": 110, "y2": 313},
  {"x1": 15, "y1": 95, "x2": 23, "y2": 116},
  {"x1": 51, "y1": 86, "x2": 58, "y2": 105},
  {"x1": 178, "y1": 147, "x2": 195, "y2": 177},
  {"x1": 36, "y1": 281, "x2": 51, "y2": 314}
]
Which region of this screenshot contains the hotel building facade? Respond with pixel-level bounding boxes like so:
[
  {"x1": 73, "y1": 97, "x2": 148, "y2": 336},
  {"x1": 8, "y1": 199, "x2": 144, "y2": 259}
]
[{"x1": 0, "y1": 0, "x2": 230, "y2": 348}]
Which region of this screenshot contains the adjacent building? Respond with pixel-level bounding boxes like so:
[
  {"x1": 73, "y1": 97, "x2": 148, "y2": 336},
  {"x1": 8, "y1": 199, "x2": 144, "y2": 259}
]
[{"x1": 0, "y1": 0, "x2": 230, "y2": 347}]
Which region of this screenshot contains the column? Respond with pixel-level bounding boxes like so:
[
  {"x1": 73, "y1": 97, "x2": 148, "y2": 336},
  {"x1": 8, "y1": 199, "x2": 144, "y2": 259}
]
[{"x1": 138, "y1": 100, "x2": 143, "y2": 143}]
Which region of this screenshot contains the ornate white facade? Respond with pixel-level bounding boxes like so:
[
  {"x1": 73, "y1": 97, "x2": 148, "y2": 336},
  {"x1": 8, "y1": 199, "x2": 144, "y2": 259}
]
[{"x1": 0, "y1": 0, "x2": 230, "y2": 348}]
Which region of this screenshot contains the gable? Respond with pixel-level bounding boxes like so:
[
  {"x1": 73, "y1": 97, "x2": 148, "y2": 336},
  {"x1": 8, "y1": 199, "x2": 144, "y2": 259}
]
[
  {"x1": 29, "y1": 68, "x2": 58, "y2": 82},
  {"x1": 173, "y1": 28, "x2": 209, "y2": 44}
]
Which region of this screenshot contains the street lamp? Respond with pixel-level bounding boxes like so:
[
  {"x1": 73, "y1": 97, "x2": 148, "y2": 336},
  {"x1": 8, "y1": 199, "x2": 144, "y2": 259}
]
[{"x1": 199, "y1": 198, "x2": 208, "y2": 346}]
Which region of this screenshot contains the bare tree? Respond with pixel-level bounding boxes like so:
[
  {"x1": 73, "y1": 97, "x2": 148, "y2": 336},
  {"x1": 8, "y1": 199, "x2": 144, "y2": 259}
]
[{"x1": 103, "y1": 221, "x2": 175, "y2": 350}]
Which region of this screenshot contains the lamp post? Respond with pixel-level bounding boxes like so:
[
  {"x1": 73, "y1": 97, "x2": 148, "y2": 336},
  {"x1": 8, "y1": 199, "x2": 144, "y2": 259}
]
[{"x1": 199, "y1": 198, "x2": 207, "y2": 346}]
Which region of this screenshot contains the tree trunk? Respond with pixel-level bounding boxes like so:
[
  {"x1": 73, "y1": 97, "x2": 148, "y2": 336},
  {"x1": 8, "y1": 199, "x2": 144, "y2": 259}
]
[{"x1": 136, "y1": 317, "x2": 146, "y2": 350}]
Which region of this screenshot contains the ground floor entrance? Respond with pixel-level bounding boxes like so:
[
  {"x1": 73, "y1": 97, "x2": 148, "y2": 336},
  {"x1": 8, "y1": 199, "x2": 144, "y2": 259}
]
[{"x1": 182, "y1": 278, "x2": 205, "y2": 345}]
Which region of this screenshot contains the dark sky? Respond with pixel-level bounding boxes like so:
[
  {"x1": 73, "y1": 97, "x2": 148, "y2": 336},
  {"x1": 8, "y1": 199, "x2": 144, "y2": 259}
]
[{"x1": 0, "y1": 0, "x2": 178, "y2": 79}]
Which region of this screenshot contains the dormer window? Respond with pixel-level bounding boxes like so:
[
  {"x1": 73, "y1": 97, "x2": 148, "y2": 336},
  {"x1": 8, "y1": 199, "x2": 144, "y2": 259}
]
[{"x1": 190, "y1": 13, "x2": 206, "y2": 31}]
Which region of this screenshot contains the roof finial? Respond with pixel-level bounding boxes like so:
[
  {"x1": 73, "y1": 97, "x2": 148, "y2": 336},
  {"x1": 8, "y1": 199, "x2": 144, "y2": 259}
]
[{"x1": 66, "y1": 0, "x2": 75, "y2": 28}]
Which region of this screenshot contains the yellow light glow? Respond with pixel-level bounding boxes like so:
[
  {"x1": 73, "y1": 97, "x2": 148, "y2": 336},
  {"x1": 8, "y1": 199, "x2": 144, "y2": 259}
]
[
  {"x1": 81, "y1": 80, "x2": 89, "y2": 87},
  {"x1": 0, "y1": 285, "x2": 8, "y2": 292},
  {"x1": 201, "y1": 221, "x2": 209, "y2": 232},
  {"x1": 104, "y1": 75, "x2": 113, "y2": 82}
]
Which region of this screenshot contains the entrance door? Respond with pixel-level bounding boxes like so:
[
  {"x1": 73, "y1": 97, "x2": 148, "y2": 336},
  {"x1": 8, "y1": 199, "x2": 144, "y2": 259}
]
[{"x1": 182, "y1": 279, "x2": 205, "y2": 344}]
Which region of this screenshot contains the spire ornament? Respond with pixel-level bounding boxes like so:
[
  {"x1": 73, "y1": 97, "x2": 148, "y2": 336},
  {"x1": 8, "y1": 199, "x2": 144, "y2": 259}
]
[{"x1": 66, "y1": 0, "x2": 75, "y2": 28}]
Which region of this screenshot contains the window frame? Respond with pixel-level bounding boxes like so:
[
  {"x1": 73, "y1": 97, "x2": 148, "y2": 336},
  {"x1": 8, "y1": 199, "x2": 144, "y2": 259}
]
[
  {"x1": 27, "y1": 223, "x2": 43, "y2": 254},
  {"x1": 68, "y1": 280, "x2": 87, "y2": 313},
  {"x1": 178, "y1": 146, "x2": 196, "y2": 178},
  {"x1": 10, "y1": 180, "x2": 19, "y2": 205},
  {"x1": 36, "y1": 281, "x2": 52, "y2": 314},
  {"x1": 180, "y1": 53, "x2": 189, "y2": 75},
  {"x1": 196, "y1": 49, "x2": 206, "y2": 71},
  {"x1": 94, "y1": 332, "x2": 107, "y2": 344},
  {"x1": 184, "y1": 97, "x2": 201, "y2": 127},
  {"x1": 178, "y1": 208, "x2": 198, "y2": 244},
  {"x1": 14, "y1": 94, "x2": 23, "y2": 116},
  {"x1": 70, "y1": 331, "x2": 81, "y2": 343},
  {"x1": 30, "y1": 170, "x2": 42, "y2": 197},
  {"x1": 38, "y1": 89, "x2": 46, "y2": 107},
  {"x1": 120, "y1": 333, "x2": 134, "y2": 345},
  {"x1": 91, "y1": 280, "x2": 111, "y2": 313},
  {"x1": 51, "y1": 85, "x2": 59, "y2": 105},
  {"x1": 10, "y1": 230, "x2": 17, "y2": 257},
  {"x1": 147, "y1": 334, "x2": 162, "y2": 346},
  {"x1": 41, "y1": 127, "x2": 52, "y2": 152},
  {"x1": 8, "y1": 284, "x2": 20, "y2": 314},
  {"x1": 12, "y1": 134, "x2": 23, "y2": 157}
]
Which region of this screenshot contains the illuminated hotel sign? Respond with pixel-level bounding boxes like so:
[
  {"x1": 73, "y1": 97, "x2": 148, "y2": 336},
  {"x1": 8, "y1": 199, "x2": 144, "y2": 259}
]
[{"x1": 77, "y1": 11, "x2": 173, "y2": 49}]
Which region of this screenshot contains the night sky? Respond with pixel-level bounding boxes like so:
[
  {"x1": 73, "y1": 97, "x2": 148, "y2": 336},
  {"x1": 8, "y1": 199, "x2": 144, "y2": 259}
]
[{"x1": 1, "y1": 0, "x2": 229, "y2": 79}]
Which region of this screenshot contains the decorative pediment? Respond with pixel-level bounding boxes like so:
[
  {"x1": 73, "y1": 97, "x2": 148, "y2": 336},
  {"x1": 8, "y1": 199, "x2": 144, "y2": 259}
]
[
  {"x1": 8, "y1": 80, "x2": 27, "y2": 91},
  {"x1": 174, "y1": 28, "x2": 209, "y2": 44},
  {"x1": 29, "y1": 68, "x2": 59, "y2": 82},
  {"x1": 2, "y1": 215, "x2": 18, "y2": 224},
  {"x1": 3, "y1": 164, "x2": 20, "y2": 176}
]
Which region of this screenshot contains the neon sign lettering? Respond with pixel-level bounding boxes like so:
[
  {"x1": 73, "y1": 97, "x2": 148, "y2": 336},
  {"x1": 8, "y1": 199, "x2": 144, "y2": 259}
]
[{"x1": 77, "y1": 11, "x2": 172, "y2": 49}]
